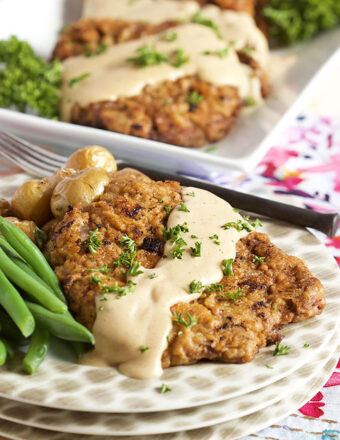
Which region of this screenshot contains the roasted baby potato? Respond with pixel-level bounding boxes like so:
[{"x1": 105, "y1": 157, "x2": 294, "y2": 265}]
[
  {"x1": 11, "y1": 178, "x2": 55, "y2": 226},
  {"x1": 51, "y1": 168, "x2": 110, "y2": 218},
  {"x1": 0, "y1": 199, "x2": 11, "y2": 217},
  {"x1": 5, "y1": 217, "x2": 37, "y2": 242},
  {"x1": 66, "y1": 146, "x2": 117, "y2": 173}
]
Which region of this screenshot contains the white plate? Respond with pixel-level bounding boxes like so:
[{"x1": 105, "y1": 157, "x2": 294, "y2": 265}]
[
  {"x1": 0, "y1": 345, "x2": 338, "y2": 440},
  {"x1": 0, "y1": 0, "x2": 340, "y2": 176},
  {"x1": 0, "y1": 170, "x2": 339, "y2": 414},
  {"x1": 0, "y1": 330, "x2": 336, "y2": 437}
]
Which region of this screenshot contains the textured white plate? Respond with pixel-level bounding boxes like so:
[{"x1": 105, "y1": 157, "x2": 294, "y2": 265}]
[
  {"x1": 0, "y1": 171, "x2": 339, "y2": 414},
  {"x1": 0, "y1": 345, "x2": 338, "y2": 440},
  {"x1": 0, "y1": 0, "x2": 340, "y2": 177},
  {"x1": 0, "y1": 331, "x2": 336, "y2": 437}
]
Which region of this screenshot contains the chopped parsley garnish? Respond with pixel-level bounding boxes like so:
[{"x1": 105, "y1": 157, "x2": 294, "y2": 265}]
[
  {"x1": 91, "y1": 275, "x2": 101, "y2": 285},
  {"x1": 266, "y1": 364, "x2": 274, "y2": 369},
  {"x1": 84, "y1": 42, "x2": 107, "y2": 57},
  {"x1": 253, "y1": 255, "x2": 265, "y2": 263},
  {"x1": 186, "y1": 191, "x2": 195, "y2": 197},
  {"x1": 81, "y1": 228, "x2": 102, "y2": 254},
  {"x1": 205, "y1": 283, "x2": 224, "y2": 292},
  {"x1": 114, "y1": 234, "x2": 137, "y2": 268},
  {"x1": 189, "y1": 280, "x2": 203, "y2": 293},
  {"x1": 170, "y1": 238, "x2": 187, "y2": 259},
  {"x1": 69, "y1": 72, "x2": 91, "y2": 87},
  {"x1": 158, "y1": 199, "x2": 164, "y2": 203},
  {"x1": 164, "y1": 205, "x2": 172, "y2": 214},
  {"x1": 140, "y1": 345, "x2": 149, "y2": 353},
  {"x1": 192, "y1": 12, "x2": 222, "y2": 39},
  {"x1": 205, "y1": 145, "x2": 219, "y2": 153},
  {"x1": 127, "y1": 261, "x2": 144, "y2": 276},
  {"x1": 190, "y1": 241, "x2": 202, "y2": 257},
  {"x1": 162, "y1": 31, "x2": 178, "y2": 42},
  {"x1": 160, "y1": 383, "x2": 171, "y2": 393},
  {"x1": 178, "y1": 202, "x2": 190, "y2": 212},
  {"x1": 86, "y1": 265, "x2": 110, "y2": 274},
  {"x1": 209, "y1": 234, "x2": 220, "y2": 245},
  {"x1": 127, "y1": 45, "x2": 168, "y2": 68},
  {"x1": 242, "y1": 45, "x2": 254, "y2": 55},
  {"x1": 273, "y1": 342, "x2": 290, "y2": 356},
  {"x1": 98, "y1": 305, "x2": 104, "y2": 312},
  {"x1": 304, "y1": 343, "x2": 310, "y2": 348},
  {"x1": 100, "y1": 294, "x2": 108, "y2": 301},
  {"x1": 224, "y1": 288, "x2": 244, "y2": 302},
  {"x1": 222, "y1": 258, "x2": 234, "y2": 276},
  {"x1": 178, "y1": 331, "x2": 183, "y2": 336},
  {"x1": 186, "y1": 90, "x2": 203, "y2": 106},
  {"x1": 170, "y1": 48, "x2": 190, "y2": 67},
  {"x1": 102, "y1": 280, "x2": 136, "y2": 297},
  {"x1": 191, "y1": 234, "x2": 198, "y2": 239},
  {"x1": 204, "y1": 47, "x2": 229, "y2": 58},
  {"x1": 244, "y1": 96, "x2": 256, "y2": 107},
  {"x1": 172, "y1": 311, "x2": 197, "y2": 328},
  {"x1": 148, "y1": 273, "x2": 157, "y2": 279},
  {"x1": 222, "y1": 217, "x2": 263, "y2": 232}
]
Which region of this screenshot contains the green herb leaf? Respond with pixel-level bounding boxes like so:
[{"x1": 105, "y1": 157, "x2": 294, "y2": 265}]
[
  {"x1": 186, "y1": 90, "x2": 203, "y2": 107},
  {"x1": 191, "y1": 234, "x2": 198, "y2": 239},
  {"x1": 69, "y1": 72, "x2": 91, "y2": 87},
  {"x1": 178, "y1": 202, "x2": 190, "y2": 212},
  {"x1": 186, "y1": 191, "x2": 195, "y2": 197},
  {"x1": 162, "y1": 31, "x2": 178, "y2": 42},
  {"x1": 86, "y1": 265, "x2": 110, "y2": 274},
  {"x1": 273, "y1": 342, "x2": 290, "y2": 356},
  {"x1": 160, "y1": 383, "x2": 171, "y2": 393},
  {"x1": 205, "y1": 283, "x2": 224, "y2": 292},
  {"x1": 84, "y1": 42, "x2": 107, "y2": 57},
  {"x1": 114, "y1": 235, "x2": 137, "y2": 268},
  {"x1": 209, "y1": 233, "x2": 220, "y2": 245},
  {"x1": 172, "y1": 311, "x2": 197, "y2": 328},
  {"x1": 127, "y1": 45, "x2": 168, "y2": 67},
  {"x1": 102, "y1": 280, "x2": 136, "y2": 297},
  {"x1": 222, "y1": 258, "x2": 234, "y2": 276},
  {"x1": 189, "y1": 280, "x2": 203, "y2": 293},
  {"x1": 192, "y1": 12, "x2": 222, "y2": 39},
  {"x1": 98, "y1": 305, "x2": 104, "y2": 312},
  {"x1": 266, "y1": 364, "x2": 274, "y2": 369},
  {"x1": 164, "y1": 205, "x2": 171, "y2": 214},
  {"x1": 170, "y1": 48, "x2": 190, "y2": 67},
  {"x1": 91, "y1": 275, "x2": 101, "y2": 285},
  {"x1": 224, "y1": 288, "x2": 244, "y2": 302},
  {"x1": 81, "y1": 228, "x2": 102, "y2": 254},
  {"x1": 304, "y1": 343, "x2": 310, "y2": 348},
  {"x1": 244, "y1": 96, "x2": 256, "y2": 107},
  {"x1": 190, "y1": 241, "x2": 202, "y2": 257},
  {"x1": 204, "y1": 47, "x2": 229, "y2": 58},
  {"x1": 252, "y1": 255, "x2": 265, "y2": 263},
  {"x1": 127, "y1": 261, "x2": 144, "y2": 276},
  {"x1": 140, "y1": 345, "x2": 149, "y2": 353},
  {"x1": 34, "y1": 227, "x2": 48, "y2": 250},
  {"x1": 148, "y1": 273, "x2": 157, "y2": 279}
]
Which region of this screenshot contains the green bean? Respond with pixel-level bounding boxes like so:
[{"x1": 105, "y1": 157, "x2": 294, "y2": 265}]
[
  {"x1": 0, "y1": 247, "x2": 66, "y2": 314},
  {"x1": 0, "y1": 338, "x2": 6, "y2": 366},
  {"x1": 22, "y1": 326, "x2": 50, "y2": 374},
  {"x1": 26, "y1": 301, "x2": 95, "y2": 344},
  {"x1": 0, "y1": 217, "x2": 66, "y2": 303},
  {"x1": 0, "y1": 237, "x2": 57, "y2": 299},
  {"x1": 0, "y1": 269, "x2": 35, "y2": 337},
  {"x1": 0, "y1": 309, "x2": 25, "y2": 344}
]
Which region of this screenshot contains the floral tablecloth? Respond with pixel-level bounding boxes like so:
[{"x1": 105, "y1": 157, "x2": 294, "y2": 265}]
[{"x1": 0, "y1": 113, "x2": 339, "y2": 440}]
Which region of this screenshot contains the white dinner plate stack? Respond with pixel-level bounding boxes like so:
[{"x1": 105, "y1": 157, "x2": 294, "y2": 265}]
[{"x1": 0, "y1": 175, "x2": 339, "y2": 440}]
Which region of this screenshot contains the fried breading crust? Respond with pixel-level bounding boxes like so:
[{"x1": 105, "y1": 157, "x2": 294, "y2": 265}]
[
  {"x1": 46, "y1": 169, "x2": 325, "y2": 367},
  {"x1": 70, "y1": 75, "x2": 241, "y2": 148}
]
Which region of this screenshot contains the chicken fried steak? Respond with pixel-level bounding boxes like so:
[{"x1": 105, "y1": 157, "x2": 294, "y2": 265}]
[{"x1": 46, "y1": 169, "x2": 325, "y2": 368}]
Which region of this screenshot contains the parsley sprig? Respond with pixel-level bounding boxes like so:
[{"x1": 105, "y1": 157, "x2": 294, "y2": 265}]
[
  {"x1": 222, "y1": 258, "x2": 234, "y2": 276},
  {"x1": 192, "y1": 12, "x2": 222, "y2": 39},
  {"x1": 189, "y1": 280, "x2": 203, "y2": 293},
  {"x1": 204, "y1": 47, "x2": 229, "y2": 58},
  {"x1": 127, "y1": 45, "x2": 168, "y2": 68},
  {"x1": 186, "y1": 90, "x2": 203, "y2": 107},
  {"x1": 224, "y1": 288, "x2": 244, "y2": 302},
  {"x1": 102, "y1": 280, "x2": 136, "y2": 297},
  {"x1": 172, "y1": 311, "x2": 197, "y2": 328},
  {"x1": 273, "y1": 342, "x2": 290, "y2": 356},
  {"x1": 222, "y1": 216, "x2": 263, "y2": 232},
  {"x1": 86, "y1": 265, "x2": 110, "y2": 274},
  {"x1": 190, "y1": 241, "x2": 202, "y2": 257},
  {"x1": 81, "y1": 228, "x2": 102, "y2": 254},
  {"x1": 114, "y1": 234, "x2": 141, "y2": 275},
  {"x1": 69, "y1": 72, "x2": 91, "y2": 87},
  {"x1": 170, "y1": 48, "x2": 190, "y2": 67}
]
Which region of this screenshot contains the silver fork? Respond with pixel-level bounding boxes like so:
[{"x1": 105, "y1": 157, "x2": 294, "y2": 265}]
[
  {"x1": 0, "y1": 131, "x2": 66, "y2": 177},
  {"x1": 0, "y1": 130, "x2": 338, "y2": 237}
]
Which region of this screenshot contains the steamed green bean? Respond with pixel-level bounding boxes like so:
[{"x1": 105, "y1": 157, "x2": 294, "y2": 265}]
[{"x1": 22, "y1": 326, "x2": 50, "y2": 374}]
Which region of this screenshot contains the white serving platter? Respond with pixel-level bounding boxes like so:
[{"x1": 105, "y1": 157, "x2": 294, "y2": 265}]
[{"x1": 0, "y1": 0, "x2": 340, "y2": 177}]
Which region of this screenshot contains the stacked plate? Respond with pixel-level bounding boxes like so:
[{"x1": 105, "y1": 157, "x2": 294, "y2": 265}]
[{"x1": 0, "y1": 197, "x2": 339, "y2": 439}]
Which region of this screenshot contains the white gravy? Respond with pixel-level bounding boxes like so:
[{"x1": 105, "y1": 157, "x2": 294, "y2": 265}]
[
  {"x1": 60, "y1": 23, "x2": 263, "y2": 121},
  {"x1": 81, "y1": 187, "x2": 247, "y2": 379}
]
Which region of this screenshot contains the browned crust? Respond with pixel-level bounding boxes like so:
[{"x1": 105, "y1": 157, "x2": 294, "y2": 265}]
[
  {"x1": 46, "y1": 169, "x2": 326, "y2": 368},
  {"x1": 70, "y1": 75, "x2": 242, "y2": 148}
]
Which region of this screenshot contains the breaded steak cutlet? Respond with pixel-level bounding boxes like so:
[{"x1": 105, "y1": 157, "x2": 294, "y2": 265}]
[
  {"x1": 70, "y1": 75, "x2": 242, "y2": 148},
  {"x1": 46, "y1": 169, "x2": 326, "y2": 367}
]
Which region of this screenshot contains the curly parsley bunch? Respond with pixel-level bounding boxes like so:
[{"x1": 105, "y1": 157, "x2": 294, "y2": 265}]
[
  {"x1": 263, "y1": 0, "x2": 340, "y2": 46},
  {"x1": 0, "y1": 36, "x2": 62, "y2": 119}
]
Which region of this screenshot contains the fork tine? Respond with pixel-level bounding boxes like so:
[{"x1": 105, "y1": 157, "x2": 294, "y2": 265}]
[
  {"x1": 0, "y1": 132, "x2": 66, "y2": 168},
  {"x1": 0, "y1": 147, "x2": 51, "y2": 178}
]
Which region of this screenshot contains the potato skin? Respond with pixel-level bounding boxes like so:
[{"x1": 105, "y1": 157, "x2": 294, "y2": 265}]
[
  {"x1": 11, "y1": 178, "x2": 54, "y2": 226},
  {"x1": 5, "y1": 217, "x2": 37, "y2": 242},
  {"x1": 0, "y1": 199, "x2": 11, "y2": 217},
  {"x1": 51, "y1": 168, "x2": 110, "y2": 218},
  {"x1": 66, "y1": 146, "x2": 117, "y2": 173}
]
